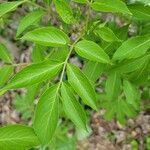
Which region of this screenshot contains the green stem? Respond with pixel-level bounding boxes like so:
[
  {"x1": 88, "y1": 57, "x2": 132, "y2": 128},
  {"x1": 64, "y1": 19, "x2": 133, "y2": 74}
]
[
  {"x1": 58, "y1": 2, "x2": 92, "y2": 88},
  {"x1": 58, "y1": 33, "x2": 84, "y2": 88}
]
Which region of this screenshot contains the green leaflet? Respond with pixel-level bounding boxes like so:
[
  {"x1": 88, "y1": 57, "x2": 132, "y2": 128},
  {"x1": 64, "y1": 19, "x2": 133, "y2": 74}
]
[
  {"x1": 0, "y1": 125, "x2": 39, "y2": 150},
  {"x1": 123, "y1": 80, "x2": 140, "y2": 109},
  {"x1": 131, "y1": 140, "x2": 139, "y2": 150},
  {"x1": 134, "y1": 0, "x2": 150, "y2": 6},
  {"x1": 14, "y1": 83, "x2": 41, "y2": 120},
  {"x1": 61, "y1": 83, "x2": 87, "y2": 130},
  {"x1": 105, "y1": 72, "x2": 121, "y2": 101},
  {"x1": 129, "y1": 60, "x2": 149, "y2": 84},
  {"x1": 14, "y1": 94, "x2": 33, "y2": 120},
  {"x1": 104, "y1": 102, "x2": 116, "y2": 121},
  {"x1": 141, "y1": 23, "x2": 150, "y2": 35},
  {"x1": 72, "y1": 0, "x2": 87, "y2": 4},
  {"x1": 16, "y1": 10, "x2": 45, "y2": 37},
  {"x1": 33, "y1": 84, "x2": 59, "y2": 145},
  {"x1": 49, "y1": 47, "x2": 69, "y2": 62},
  {"x1": 94, "y1": 26, "x2": 121, "y2": 42},
  {"x1": 91, "y1": 0, "x2": 132, "y2": 15},
  {"x1": 121, "y1": 100, "x2": 137, "y2": 118},
  {"x1": 117, "y1": 100, "x2": 137, "y2": 124},
  {"x1": 102, "y1": 26, "x2": 129, "y2": 55},
  {"x1": 49, "y1": 126, "x2": 77, "y2": 149},
  {"x1": 67, "y1": 64, "x2": 98, "y2": 110},
  {"x1": 3, "y1": 60, "x2": 63, "y2": 90},
  {"x1": 0, "y1": 90, "x2": 7, "y2": 96},
  {"x1": 113, "y1": 35, "x2": 150, "y2": 61},
  {"x1": 32, "y1": 45, "x2": 46, "y2": 63},
  {"x1": 147, "y1": 138, "x2": 150, "y2": 150},
  {"x1": 128, "y1": 4, "x2": 150, "y2": 22},
  {"x1": 83, "y1": 61, "x2": 105, "y2": 83},
  {"x1": 26, "y1": 84, "x2": 41, "y2": 104},
  {"x1": 22, "y1": 27, "x2": 70, "y2": 47},
  {"x1": 0, "y1": 66, "x2": 13, "y2": 87},
  {"x1": 103, "y1": 42, "x2": 121, "y2": 55},
  {"x1": 17, "y1": 44, "x2": 45, "y2": 119},
  {"x1": 116, "y1": 101, "x2": 126, "y2": 124},
  {"x1": 0, "y1": 44, "x2": 12, "y2": 63},
  {"x1": 115, "y1": 25, "x2": 129, "y2": 41},
  {"x1": 0, "y1": 0, "x2": 26, "y2": 18},
  {"x1": 54, "y1": 0, "x2": 75, "y2": 24},
  {"x1": 103, "y1": 99, "x2": 137, "y2": 124},
  {"x1": 110, "y1": 54, "x2": 150, "y2": 74},
  {"x1": 75, "y1": 40, "x2": 110, "y2": 64}
]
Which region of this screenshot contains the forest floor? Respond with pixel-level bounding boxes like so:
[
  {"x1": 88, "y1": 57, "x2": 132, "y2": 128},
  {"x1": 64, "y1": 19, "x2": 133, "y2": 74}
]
[{"x1": 0, "y1": 92, "x2": 150, "y2": 150}]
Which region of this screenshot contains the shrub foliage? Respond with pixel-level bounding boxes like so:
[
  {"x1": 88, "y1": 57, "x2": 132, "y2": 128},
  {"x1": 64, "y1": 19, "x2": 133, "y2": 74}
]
[{"x1": 0, "y1": 0, "x2": 150, "y2": 149}]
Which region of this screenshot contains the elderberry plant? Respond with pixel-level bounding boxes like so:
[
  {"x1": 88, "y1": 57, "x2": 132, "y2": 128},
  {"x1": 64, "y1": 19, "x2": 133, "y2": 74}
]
[{"x1": 0, "y1": 0, "x2": 150, "y2": 149}]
